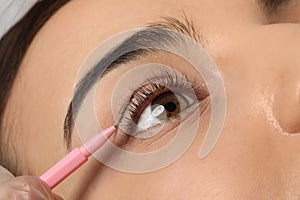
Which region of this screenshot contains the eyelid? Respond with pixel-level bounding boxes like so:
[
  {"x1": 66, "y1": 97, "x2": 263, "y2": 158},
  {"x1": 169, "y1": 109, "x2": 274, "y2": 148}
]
[{"x1": 115, "y1": 69, "x2": 209, "y2": 139}]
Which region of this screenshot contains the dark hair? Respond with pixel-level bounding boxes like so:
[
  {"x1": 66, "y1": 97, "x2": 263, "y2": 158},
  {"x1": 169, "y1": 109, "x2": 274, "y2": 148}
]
[
  {"x1": 0, "y1": 0, "x2": 70, "y2": 176},
  {"x1": 258, "y1": 0, "x2": 290, "y2": 13}
]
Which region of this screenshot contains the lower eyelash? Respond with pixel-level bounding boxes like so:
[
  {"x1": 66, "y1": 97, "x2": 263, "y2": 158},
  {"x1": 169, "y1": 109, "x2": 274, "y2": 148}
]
[{"x1": 116, "y1": 69, "x2": 208, "y2": 135}]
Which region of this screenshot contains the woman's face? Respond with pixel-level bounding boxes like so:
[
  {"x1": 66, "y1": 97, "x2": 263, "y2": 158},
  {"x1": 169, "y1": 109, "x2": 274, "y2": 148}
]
[{"x1": 4, "y1": 0, "x2": 300, "y2": 199}]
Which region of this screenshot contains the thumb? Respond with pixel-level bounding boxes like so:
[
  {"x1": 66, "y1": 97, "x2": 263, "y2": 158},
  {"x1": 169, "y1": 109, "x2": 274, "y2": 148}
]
[{"x1": 0, "y1": 166, "x2": 14, "y2": 183}]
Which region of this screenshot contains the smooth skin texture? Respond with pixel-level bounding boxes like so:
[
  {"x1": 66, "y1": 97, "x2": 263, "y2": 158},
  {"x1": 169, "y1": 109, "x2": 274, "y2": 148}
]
[{"x1": 2, "y1": 0, "x2": 300, "y2": 199}]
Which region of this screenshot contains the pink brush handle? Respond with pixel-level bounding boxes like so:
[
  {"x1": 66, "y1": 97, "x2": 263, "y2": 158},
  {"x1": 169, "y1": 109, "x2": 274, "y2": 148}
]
[
  {"x1": 39, "y1": 126, "x2": 115, "y2": 189},
  {"x1": 40, "y1": 147, "x2": 88, "y2": 189}
]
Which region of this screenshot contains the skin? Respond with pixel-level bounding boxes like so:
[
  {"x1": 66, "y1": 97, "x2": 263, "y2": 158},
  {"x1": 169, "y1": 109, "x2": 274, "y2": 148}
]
[{"x1": 2, "y1": 0, "x2": 300, "y2": 199}]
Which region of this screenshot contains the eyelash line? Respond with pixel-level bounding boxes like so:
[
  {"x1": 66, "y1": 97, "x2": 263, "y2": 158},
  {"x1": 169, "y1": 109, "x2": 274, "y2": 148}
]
[{"x1": 116, "y1": 69, "x2": 208, "y2": 134}]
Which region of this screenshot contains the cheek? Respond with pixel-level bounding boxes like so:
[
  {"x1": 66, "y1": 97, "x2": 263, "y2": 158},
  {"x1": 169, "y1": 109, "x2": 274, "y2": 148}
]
[
  {"x1": 273, "y1": 66, "x2": 300, "y2": 134},
  {"x1": 69, "y1": 100, "x2": 211, "y2": 199},
  {"x1": 72, "y1": 117, "x2": 271, "y2": 200}
]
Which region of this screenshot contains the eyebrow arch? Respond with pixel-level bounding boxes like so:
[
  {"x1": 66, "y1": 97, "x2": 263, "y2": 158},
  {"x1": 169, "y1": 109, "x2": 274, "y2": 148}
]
[{"x1": 63, "y1": 16, "x2": 203, "y2": 149}]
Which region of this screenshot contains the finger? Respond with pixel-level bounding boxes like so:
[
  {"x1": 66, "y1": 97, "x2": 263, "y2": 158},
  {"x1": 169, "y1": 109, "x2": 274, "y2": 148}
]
[
  {"x1": 0, "y1": 176, "x2": 64, "y2": 200},
  {"x1": 39, "y1": 179, "x2": 64, "y2": 200},
  {"x1": 0, "y1": 166, "x2": 14, "y2": 183},
  {"x1": 53, "y1": 192, "x2": 64, "y2": 200}
]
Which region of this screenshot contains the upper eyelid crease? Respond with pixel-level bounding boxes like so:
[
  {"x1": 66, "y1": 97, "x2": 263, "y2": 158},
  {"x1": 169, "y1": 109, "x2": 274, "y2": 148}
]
[{"x1": 63, "y1": 16, "x2": 205, "y2": 149}]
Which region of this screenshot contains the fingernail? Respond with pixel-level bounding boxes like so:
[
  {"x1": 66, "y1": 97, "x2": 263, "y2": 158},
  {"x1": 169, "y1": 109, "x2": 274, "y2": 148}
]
[
  {"x1": 53, "y1": 193, "x2": 64, "y2": 200},
  {"x1": 31, "y1": 186, "x2": 52, "y2": 200},
  {"x1": 0, "y1": 166, "x2": 14, "y2": 176},
  {"x1": 38, "y1": 179, "x2": 64, "y2": 200},
  {"x1": 0, "y1": 166, "x2": 14, "y2": 183},
  {"x1": 40, "y1": 180, "x2": 53, "y2": 200}
]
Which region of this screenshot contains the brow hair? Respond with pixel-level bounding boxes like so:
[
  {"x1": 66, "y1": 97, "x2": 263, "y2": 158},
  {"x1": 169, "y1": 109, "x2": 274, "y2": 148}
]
[
  {"x1": 147, "y1": 15, "x2": 202, "y2": 43},
  {"x1": 258, "y1": 0, "x2": 291, "y2": 13}
]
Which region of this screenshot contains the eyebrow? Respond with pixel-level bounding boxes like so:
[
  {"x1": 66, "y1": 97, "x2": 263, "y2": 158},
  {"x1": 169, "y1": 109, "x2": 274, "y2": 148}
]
[
  {"x1": 258, "y1": 0, "x2": 292, "y2": 14},
  {"x1": 63, "y1": 16, "x2": 203, "y2": 149}
]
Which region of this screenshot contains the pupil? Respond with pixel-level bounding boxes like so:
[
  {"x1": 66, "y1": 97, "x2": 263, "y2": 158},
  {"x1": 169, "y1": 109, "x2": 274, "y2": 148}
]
[{"x1": 164, "y1": 102, "x2": 177, "y2": 112}]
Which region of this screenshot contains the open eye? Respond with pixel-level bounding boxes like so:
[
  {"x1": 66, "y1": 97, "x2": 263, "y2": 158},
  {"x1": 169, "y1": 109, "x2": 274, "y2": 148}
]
[
  {"x1": 117, "y1": 71, "x2": 209, "y2": 138},
  {"x1": 136, "y1": 91, "x2": 194, "y2": 132}
]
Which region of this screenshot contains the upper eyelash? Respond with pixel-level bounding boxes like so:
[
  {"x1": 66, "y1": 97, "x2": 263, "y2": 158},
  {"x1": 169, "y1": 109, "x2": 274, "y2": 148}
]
[
  {"x1": 116, "y1": 70, "x2": 206, "y2": 134},
  {"x1": 128, "y1": 71, "x2": 193, "y2": 116}
]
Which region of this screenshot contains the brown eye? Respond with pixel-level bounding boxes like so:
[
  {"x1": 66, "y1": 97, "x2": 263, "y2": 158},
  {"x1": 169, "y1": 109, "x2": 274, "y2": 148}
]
[
  {"x1": 130, "y1": 89, "x2": 194, "y2": 135},
  {"x1": 151, "y1": 91, "x2": 189, "y2": 120},
  {"x1": 118, "y1": 71, "x2": 206, "y2": 136}
]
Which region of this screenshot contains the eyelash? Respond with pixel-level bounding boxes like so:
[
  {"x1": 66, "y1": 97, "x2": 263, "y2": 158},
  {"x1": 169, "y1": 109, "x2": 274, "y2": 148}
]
[{"x1": 117, "y1": 70, "x2": 208, "y2": 135}]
